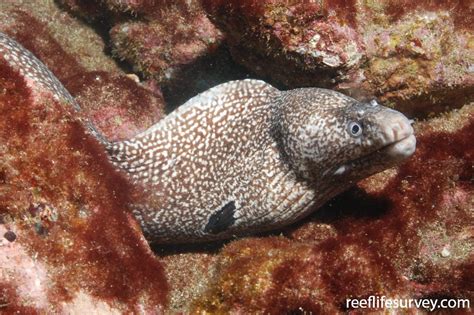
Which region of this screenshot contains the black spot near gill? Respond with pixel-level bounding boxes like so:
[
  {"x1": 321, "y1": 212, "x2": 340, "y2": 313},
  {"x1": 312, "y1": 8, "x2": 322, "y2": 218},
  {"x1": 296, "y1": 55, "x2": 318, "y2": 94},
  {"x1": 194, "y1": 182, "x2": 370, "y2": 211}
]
[{"x1": 204, "y1": 201, "x2": 236, "y2": 234}]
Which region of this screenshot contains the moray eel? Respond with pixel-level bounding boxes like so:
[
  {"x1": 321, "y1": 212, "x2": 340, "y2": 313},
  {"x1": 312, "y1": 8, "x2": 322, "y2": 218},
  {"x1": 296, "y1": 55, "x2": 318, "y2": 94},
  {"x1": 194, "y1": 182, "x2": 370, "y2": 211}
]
[{"x1": 0, "y1": 32, "x2": 416, "y2": 243}]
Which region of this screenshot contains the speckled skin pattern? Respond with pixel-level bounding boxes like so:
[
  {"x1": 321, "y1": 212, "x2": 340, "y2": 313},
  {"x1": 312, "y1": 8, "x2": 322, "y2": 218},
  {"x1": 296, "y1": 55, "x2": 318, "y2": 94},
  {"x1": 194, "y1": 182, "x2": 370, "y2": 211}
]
[{"x1": 0, "y1": 32, "x2": 416, "y2": 243}]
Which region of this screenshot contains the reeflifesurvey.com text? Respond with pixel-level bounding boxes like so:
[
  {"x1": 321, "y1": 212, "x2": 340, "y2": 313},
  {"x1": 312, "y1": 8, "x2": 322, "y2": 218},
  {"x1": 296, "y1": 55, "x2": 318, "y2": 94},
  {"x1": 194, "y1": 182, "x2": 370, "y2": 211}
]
[{"x1": 346, "y1": 295, "x2": 471, "y2": 312}]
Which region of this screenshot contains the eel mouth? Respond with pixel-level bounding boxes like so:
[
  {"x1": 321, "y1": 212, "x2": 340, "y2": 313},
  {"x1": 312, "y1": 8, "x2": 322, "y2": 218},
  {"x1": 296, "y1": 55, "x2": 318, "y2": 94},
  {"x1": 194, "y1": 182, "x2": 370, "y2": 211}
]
[
  {"x1": 382, "y1": 133, "x2": 416, "y2": 159},
  {"x1": 360, "y1": 131, "x2": 416, "y2": 168}
]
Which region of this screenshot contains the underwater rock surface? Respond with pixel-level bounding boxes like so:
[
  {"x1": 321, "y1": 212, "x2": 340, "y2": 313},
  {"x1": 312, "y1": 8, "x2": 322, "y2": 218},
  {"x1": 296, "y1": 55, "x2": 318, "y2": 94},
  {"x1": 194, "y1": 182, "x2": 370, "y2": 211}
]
[
  {"x1": 59, "y1": 0, "x2": 248, "y2": 108},
  {"x1": 109, "y1": 1, "x2": 224, "y2": 84},
  {"x1": 203, "y1": 0, "x2": 474, "y2": 116},
  {"x1": 0, "y1": 48, "x2": 168, "y2": 313},
  {"x1": 0, "y1": 0, "x2": 472, "y2": 313}
]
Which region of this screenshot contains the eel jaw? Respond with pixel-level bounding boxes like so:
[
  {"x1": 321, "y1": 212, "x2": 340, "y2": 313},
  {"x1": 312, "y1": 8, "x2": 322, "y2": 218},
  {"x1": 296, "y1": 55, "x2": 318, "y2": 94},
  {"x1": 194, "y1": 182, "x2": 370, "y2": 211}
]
[{"x1": 383, "y1": 133, "x2": 416, "y2": 161}]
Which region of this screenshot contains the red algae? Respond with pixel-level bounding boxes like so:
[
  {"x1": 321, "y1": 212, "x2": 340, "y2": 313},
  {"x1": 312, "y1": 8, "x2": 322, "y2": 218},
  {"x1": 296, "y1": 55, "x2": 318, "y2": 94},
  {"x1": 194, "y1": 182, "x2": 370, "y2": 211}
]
[
  {"x1": 0, "y1": 283, "x2": 39, "y2": 315},
  {"x1": 0, "y1": 52, "x2": 32, "y2": 140},
  {"x1": 66, "y1": 71, "x2": 165, "y2": 141},
  {"x1": 0, "y1": 49, "x2": 168, "y2": 311},
  {"x1": 7, "y1": 10, "x2": 85, "y2": 86},
  {"x1": 59, "y1": 0, "x2": 206, "y2": 23},
  {"x1": 323, "y1": 0, "x2": 357, "y2": 27},
  {"x1": 57, "y1": 0, "x2": 107, "y2": 21},
  {"x1": 109, "y1": 1, "x2": 224, "y2": 85},
  {"x1": 106, "y1": 0, "x2": 199, "y2": 18},
  {"x1": 384, "y1": 0, "x2": 473, "y2": 29}
]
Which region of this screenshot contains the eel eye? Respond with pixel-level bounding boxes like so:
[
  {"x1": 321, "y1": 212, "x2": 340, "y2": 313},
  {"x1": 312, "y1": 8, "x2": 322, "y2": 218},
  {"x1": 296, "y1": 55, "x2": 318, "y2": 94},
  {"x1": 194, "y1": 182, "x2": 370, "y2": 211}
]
[{"x1": 348, "y1": 121, "x2": 363, "y2": 137}]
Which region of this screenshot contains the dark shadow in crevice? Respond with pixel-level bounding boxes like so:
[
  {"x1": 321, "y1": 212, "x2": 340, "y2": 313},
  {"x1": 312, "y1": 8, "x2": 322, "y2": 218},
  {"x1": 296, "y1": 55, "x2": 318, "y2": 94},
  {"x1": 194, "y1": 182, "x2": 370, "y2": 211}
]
[
  {"x1": 160, "y1": 44, "x2": 253, "y2": 112},
  {"x1": 150, "y1": 238, "x2": 230, "y2": 256},
  {"x1": 311, "y1": 187, "x2": 393, "y2": 223},
  {"x1": 277, "y1": 186, "x2": 393, "y2": 238}
]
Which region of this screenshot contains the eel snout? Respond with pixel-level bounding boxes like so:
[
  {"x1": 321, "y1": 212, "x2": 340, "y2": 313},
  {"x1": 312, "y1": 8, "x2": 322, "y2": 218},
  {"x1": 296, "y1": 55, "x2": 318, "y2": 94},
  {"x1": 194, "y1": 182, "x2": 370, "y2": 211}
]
[{"x1": 377, "y1": 109, "x2": 416, "y2": 160}]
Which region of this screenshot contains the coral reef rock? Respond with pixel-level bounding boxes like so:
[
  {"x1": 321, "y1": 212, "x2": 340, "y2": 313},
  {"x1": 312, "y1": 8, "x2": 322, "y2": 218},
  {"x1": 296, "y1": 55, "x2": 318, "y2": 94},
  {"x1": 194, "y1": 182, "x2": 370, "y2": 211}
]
[{"x1": 203, "y1": 0, "x2": 474, "y2": 116}]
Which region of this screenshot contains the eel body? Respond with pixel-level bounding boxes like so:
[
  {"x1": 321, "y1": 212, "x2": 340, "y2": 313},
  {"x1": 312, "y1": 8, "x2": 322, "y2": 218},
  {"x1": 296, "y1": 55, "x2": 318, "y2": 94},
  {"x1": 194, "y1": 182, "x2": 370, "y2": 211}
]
[{"x1": 0, "y1": 32, "x2": 416, "y2": 243}]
